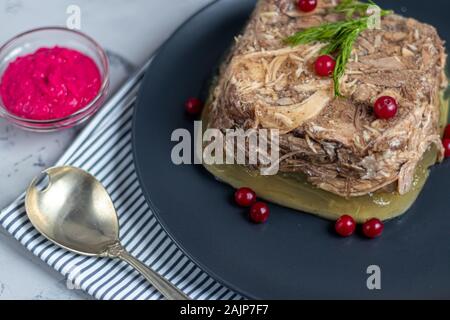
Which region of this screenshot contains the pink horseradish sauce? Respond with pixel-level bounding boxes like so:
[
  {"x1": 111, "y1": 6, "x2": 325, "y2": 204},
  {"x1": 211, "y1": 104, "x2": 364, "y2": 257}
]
[{"x1": 0, "y1": 46, "x2": 101, "y2": 120}]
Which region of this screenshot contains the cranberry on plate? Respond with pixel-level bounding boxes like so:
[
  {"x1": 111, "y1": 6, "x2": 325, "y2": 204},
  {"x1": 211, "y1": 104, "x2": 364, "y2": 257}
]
[
  {"x1": 184, "y1": 97, "x2": 203, "y2": 115},
  {"x1": 234, "y1": 187, "x2": 257, "y2": 207},
  {"x1": 443, "y1": 124, "x2": 450, "y2": 139},
  {"x1": 442, "y1": 139, "x2": 450, "y2": 158},
  {"x1": 249, "y1": 202, "x2": 270, "y2": 223},
  {"x1": 335, "y1": 215, "x2": 356, "y2": 237},
  {"x1": 362, "y1": 218, "x2": 384, "y2": 239}
]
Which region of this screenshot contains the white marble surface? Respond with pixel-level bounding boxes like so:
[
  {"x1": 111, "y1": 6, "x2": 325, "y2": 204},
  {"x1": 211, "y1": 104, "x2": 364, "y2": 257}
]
[{"x1": 0, "y1": 0, "x2": 212, "y2": 300}]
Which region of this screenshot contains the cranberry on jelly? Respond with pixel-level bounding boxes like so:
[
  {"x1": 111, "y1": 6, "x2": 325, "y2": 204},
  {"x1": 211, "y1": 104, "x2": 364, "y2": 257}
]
[
  {"x1": 315, "y1": 55, "x2": 336, "y2": 77},
  {"x1": 374, "y1": 96, "x2": 398, "y2": 120},
  {"x1": 297, "y1": 0, "x2": 318, "y2": 13}
]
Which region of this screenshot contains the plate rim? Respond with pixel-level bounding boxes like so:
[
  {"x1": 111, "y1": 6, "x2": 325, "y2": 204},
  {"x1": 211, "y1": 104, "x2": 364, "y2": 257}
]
[{"x1": 132, "y1": 0, "x2": 257, "y2": 299}]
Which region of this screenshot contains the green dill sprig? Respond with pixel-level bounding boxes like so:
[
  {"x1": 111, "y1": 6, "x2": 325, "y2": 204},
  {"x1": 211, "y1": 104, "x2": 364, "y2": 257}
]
[
  {"x1": 326, "y1": 26, "x2": 361, "y2": 95},
  {"x1": 335, "y1": 0, "x2": 392, "y2": 20},
  {"x1": 285, "y1": 0, "x2": 392, "y2": 96},
  {"x1": 335, "y1": 0, "x2": 376, "y2": 19}
]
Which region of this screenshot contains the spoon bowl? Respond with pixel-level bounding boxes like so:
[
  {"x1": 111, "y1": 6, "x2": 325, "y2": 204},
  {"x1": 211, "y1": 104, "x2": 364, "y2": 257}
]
[
  {"x1": 25, "y1": 166, "x2": 188, "y2": 300},
  {"x1": 26, "y1": 167, "x2": 119, "y2": 256}
]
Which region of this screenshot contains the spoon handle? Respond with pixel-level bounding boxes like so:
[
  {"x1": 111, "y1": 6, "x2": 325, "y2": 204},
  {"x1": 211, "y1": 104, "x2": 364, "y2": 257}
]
[{"x1": 118, "y1": 249, "x2": 189, "y2": 300}]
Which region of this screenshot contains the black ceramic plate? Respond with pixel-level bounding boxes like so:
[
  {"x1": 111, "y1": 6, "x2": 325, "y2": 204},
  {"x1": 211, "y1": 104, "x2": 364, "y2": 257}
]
[{"x1": 133, "y1": 0, "x2": 450, "y2": 299}]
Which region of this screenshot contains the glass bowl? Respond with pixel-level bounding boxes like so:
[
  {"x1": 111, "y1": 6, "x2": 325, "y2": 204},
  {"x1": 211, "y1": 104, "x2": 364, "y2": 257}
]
[{"x1": 0, "y1": 27, "x2": 109, "y2": 132}]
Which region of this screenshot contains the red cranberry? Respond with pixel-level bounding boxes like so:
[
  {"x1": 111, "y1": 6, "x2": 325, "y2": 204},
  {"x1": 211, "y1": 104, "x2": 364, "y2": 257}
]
[
  {"x1": 184, "y1": 97, "x2": 203, "y2": 115},
  {"x1": 297, "y1": 0, "x2": 318, "y2": 12},
  {"x1": 374, "y1": 96, "x2": 398, "y2": 120},
  {"x1": 335, "y1": 215, "x2": 356, "y2": 237},
  {"x1": 444, "y1": 124, "x2": 450, "y2": 139},
  {"x1": 314, "y1": 55, "x2": 336, "y2": 77},
  {"x1": 362, "y1": 218, "x2": 384, "y2": 239},
  {"x1": 234, "y1": 187, "x2": 257, "y2": 207},
  {"x1": 249, "y1": 202, "x2": 270, "y2": 223},
  {"x1": 443, "y1": 139, "x2": 450, "y2": 158}
]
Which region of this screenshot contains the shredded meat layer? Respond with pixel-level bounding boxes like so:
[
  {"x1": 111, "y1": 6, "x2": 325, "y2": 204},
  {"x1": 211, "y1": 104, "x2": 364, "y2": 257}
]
[{"x1": 207, "y1": 0, "x2": 447, "y2": 197}]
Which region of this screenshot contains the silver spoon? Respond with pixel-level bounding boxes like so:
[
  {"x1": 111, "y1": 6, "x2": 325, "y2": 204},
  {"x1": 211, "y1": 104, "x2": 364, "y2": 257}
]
[{"x1": 25, "y1": 166, "x2": 189, "y2": 300}]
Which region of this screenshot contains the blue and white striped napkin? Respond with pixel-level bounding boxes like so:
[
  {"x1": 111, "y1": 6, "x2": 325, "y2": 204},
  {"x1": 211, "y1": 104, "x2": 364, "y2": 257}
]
[{"x1": 0, "y1": 60, "x2": 242, "y2": 300}]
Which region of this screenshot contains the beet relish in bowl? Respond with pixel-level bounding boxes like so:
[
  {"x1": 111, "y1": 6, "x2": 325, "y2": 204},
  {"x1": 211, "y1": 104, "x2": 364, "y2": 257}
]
[{"x1": 0, "y1": 27, "x2": 109, "y2": 132}]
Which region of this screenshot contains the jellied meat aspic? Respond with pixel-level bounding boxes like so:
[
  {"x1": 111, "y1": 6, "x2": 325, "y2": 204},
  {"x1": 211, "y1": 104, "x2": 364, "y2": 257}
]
[{"x1": 207, "y1": 0, "x2": 447, "y2": 197}]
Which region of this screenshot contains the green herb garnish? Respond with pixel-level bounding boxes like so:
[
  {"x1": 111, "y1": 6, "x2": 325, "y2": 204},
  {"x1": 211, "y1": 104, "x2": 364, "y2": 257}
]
[
  {"x1": 335, "y1": 0, "x2": 381, "y2": 19},
  {"x1": 285, "y1": 0, "x2": 392, "y2": 96}
]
